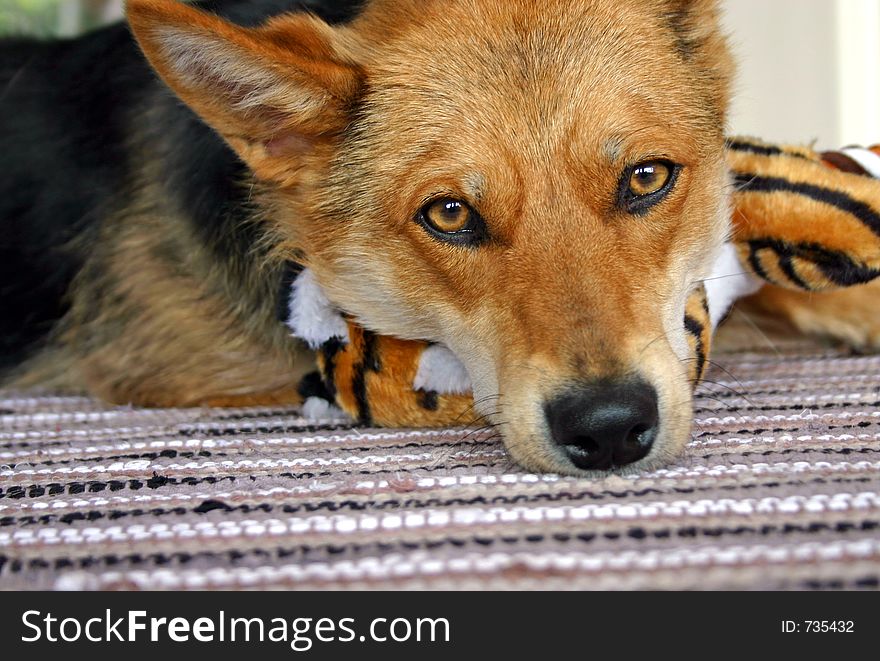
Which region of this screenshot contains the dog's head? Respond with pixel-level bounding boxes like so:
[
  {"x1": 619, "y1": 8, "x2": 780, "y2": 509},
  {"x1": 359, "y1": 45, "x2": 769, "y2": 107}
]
[{"x1": 129, "y1": 0, "x2": 734, "y2": 475}]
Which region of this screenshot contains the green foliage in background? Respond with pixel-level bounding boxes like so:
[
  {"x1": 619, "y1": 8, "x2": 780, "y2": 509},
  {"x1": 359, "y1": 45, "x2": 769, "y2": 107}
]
[
  {"x1": 0, "y1": 0, "x2": 123, "y2": 37},
  {"x1": 0, "y1": 0, "x2": 64, "y2": 36}
]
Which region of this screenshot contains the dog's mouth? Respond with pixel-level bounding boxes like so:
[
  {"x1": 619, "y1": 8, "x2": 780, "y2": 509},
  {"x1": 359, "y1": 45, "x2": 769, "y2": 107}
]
[
  {"x1": 460, "y1": 357, "x2": 695, "y2": 477},
  {"x1": 283, "y1": 237, "x2": 766, "y2": 476},
  {"x1": 284, "y1": 266, "x2": 668, "y2": 475}
]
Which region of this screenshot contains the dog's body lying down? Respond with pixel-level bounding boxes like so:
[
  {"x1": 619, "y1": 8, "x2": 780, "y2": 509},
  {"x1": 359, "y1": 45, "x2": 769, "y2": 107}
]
[{"x1": 1, "y1": 0, "x2": 878, "y2": 475}]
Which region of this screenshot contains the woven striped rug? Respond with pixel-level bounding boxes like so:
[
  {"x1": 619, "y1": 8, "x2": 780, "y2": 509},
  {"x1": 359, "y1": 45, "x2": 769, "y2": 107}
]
[{"x1": 2, "y1": 317, "x2": 879, "y2": 590}]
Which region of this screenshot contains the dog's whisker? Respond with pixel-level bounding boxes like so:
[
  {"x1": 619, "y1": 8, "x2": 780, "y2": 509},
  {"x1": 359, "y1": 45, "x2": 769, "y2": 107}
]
[
  {"x1": 455, "y1": 421, "x2": 502, "y2": 446},
  {"x1": 681, "y1": 353, "x2": 755, "y2": 400},
  {"x1": 696, "y1": 379, "x2": 755, "y2": 405},
  {"x1": 732, "y1": 308, "x2": 784, "y2": 358},
  {"x1": 694, "y1": 271, "x2": 754, "y2": 284},
  {"x1": 637, "y1": 333, "x2": 666, "y2": 360},
  {"x1": 693, "y1": 393, "x2": 740, "y2": 412},
  {"x1": 449, "y1": 394, "x2": 503, "y2": 426},
  {"x1": 690, "y1": 376, "x2": 758, "y2": 408},
  {"x1": 727, "y1": 172, "x2": 761, "y2": 193},
  {"x1": 701, "y1": 358, "x2": 758, "y2": 400}
]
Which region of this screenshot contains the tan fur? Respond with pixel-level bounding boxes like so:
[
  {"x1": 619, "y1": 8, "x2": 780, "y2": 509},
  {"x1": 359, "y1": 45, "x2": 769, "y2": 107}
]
[
  {"x1": 117, "y1": 0, "x2": 737, "y2": 474},
  {"x1": 15, "y1": 0, "x2": 877, "y2": 477},
  {"x1": 21, "y1": 0, "x2": 876, "y2": 474},
  {"x1": 13, "y1": 175, "x2": 305, "y2": 407}
]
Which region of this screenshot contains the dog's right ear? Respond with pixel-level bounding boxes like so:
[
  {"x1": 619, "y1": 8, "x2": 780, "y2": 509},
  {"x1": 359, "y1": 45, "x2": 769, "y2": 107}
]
[
  {"x1": 127, "y1": 0, "x2": 362, "y2": 185},
  {"x1": 661, "y1": 0, "x2": 733, "y2": 127}
]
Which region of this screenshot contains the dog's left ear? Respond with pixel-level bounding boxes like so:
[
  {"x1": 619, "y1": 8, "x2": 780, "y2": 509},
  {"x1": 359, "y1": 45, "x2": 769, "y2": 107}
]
[{"x1": 127, "y1": 0, "x2": 362, "y2": 185}]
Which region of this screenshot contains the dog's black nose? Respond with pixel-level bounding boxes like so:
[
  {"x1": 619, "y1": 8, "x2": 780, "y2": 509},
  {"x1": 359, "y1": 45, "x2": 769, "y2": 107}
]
[{"x1": 544, "y1": 380, "x2": 659, "y2": 470}]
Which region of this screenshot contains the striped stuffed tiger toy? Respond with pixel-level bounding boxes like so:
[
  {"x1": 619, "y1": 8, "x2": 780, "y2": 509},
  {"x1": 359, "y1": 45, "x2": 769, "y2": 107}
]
[{"x1": 285, "y1": 137, "x2": 880, "y2": 427}]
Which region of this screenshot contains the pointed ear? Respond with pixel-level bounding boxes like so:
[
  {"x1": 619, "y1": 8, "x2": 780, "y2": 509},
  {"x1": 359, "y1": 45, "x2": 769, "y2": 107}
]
[
  {"x1": 664, "y1": 0, "x2": 725, "y2": 51},
  {"x1": 662, "y1": 0, "x2": 733, "y2": 123},
  {"x1": 127, "y1": 0, "x2": 362, "y2": 184}
]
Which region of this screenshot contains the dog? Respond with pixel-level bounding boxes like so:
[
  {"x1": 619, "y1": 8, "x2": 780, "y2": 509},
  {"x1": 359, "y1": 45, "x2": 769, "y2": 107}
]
[{"x1": 1, "y1": 0, "x2": 875, "y2": 475}]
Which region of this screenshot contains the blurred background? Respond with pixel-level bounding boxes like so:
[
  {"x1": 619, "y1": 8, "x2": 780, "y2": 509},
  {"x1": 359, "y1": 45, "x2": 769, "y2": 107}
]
[
  {"x1": 0, "y1": 0, "x2": 122, "y2": 37},
  {"x1": 1, "y1": 0, "x2": 879, "y2": 148},
  {"x1": 723, "y1": 0, "x2": 880, "y2": 149}
]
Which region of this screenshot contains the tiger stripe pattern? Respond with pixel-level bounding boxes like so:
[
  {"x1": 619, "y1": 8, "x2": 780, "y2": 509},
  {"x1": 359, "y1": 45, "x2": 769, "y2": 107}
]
[{"x1": 727, "y1": 138, "x2": 880, "y2": 292}]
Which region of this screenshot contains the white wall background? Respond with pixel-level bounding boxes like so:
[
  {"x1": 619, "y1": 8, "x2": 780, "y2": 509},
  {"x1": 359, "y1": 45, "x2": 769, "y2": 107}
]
[{"x1": 722, "y1": 0, "x2": 880, "y2": 149}]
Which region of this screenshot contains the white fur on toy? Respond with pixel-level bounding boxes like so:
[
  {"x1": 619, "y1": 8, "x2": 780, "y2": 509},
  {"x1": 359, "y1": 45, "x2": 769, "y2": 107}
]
[
  {"x1": 286, "y1": 268, "x2": 472, "y2": 395},
  {"x1": 413, "y1": 344, "x2": 472, "y2": 394},
  {"x1": 301, "y1": 396, "x2": 353, "y2": 422},
  {"x1": 704, "y1": 242, "x2": 763, "y2": 328},
  {"x1": 287, "y1": 268, "x2": 350, "y2": 349},
  {"x1": 286, "y1": 242, "x2": 761, "y2": 402}
]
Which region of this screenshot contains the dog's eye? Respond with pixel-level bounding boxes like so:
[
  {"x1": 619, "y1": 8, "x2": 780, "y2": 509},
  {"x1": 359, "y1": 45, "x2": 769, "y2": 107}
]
[
  {"x1": 629, "y1": 162, "x2": 671, "y2": 196},
  {"x1": 620, "y1": 160, "x2": 680, "y2": 214},
  {"x1": 424, "y1": 199, "x2": 472, "y2": 233},
  {"x1": 418, "y1": 198, "x2": 486, "y2": 245}
]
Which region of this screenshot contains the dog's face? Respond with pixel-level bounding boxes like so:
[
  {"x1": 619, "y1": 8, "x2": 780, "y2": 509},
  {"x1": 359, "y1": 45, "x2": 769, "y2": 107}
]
[{"x1": 130, "y1": 0, "x2": 733, "y2": 475}]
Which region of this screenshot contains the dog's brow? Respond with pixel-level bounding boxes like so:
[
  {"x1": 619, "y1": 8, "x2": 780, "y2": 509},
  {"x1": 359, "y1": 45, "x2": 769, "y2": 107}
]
[
  {"x1": 603, "y1": 137, "x2": 625, "y2": 164},
  {"x1": 463, "y1": 172, "x2": 486, "y2": 201}
]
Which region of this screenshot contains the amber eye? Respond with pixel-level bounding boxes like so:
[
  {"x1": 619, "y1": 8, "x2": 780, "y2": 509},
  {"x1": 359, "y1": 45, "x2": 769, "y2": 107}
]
[
  {"x1": 422, "y1": 198, "x2": 474, "y2": 234},
  {"x1": 619, "y1": 159, "x2": 680, "y2": 214},
  {"x1": 417, "y1": 197, "x2": 487, "y2": 245},
  {"x1": 628, "y1": 161, "x2": 673, "y2": 197}
]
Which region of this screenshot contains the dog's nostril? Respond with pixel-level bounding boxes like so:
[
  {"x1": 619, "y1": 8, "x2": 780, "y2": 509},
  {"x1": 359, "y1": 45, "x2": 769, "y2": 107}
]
[
  {"x1": 561, "y1": 436, "x2": 601, "y2": 469},
  {"x1": 627, "y1": 423, "x2": 654, "y2": 450},
  {"x1": 545, "y1": 380, "x2": 659, "y2": 471}
]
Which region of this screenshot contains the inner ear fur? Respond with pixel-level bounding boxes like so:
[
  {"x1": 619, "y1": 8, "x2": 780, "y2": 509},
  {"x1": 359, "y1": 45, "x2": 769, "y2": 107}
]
[{"x1": 127, "y1": 0, "x2": 363, "y2": 184}]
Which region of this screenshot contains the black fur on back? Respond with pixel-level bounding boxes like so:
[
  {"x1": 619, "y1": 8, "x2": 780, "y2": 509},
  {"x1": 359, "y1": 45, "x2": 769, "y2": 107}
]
[{"x1": 0, "y1": 0, "x2": 364, "y2": 371}]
